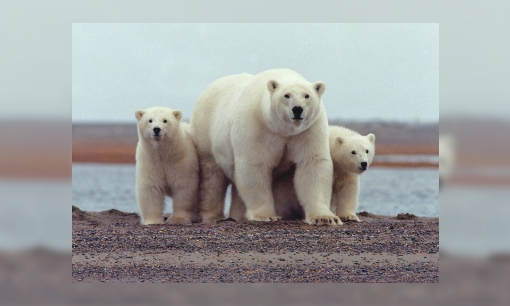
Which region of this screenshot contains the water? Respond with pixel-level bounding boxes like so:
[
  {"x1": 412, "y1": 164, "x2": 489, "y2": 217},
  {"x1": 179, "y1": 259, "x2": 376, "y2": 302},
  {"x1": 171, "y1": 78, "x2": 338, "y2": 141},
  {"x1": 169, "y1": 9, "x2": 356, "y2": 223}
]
[
  {"x1": 440, "y1": 186, "x2": 510, "y2": 256},
  {"x1": 1, "y1": 179, "x2": 70, "y2": 251},
  {"x1": 72, "y1": 163, "x2": 438, "y2": 217}
]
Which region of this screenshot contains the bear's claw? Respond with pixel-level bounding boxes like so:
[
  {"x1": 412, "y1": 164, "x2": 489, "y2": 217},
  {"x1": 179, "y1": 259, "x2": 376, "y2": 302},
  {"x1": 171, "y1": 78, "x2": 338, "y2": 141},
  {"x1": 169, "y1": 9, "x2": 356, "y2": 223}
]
[
  {"x1": 310, "y1": 215, "x2": 342, "y2": 226},
  {"x1": 339, "y1": 213, "x2": 361, "y2": 222}
]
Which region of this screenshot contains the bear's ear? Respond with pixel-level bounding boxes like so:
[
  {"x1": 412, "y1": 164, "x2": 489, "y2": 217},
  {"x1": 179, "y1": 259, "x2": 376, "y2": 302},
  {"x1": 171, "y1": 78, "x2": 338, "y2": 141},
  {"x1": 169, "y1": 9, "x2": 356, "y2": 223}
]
[
  {"x1": 172, "y1": 110, "x2": 182, "y2": 121},
  {"x1": 267, "y1": 80, "x2": 279, "y2": 93},
  {"x1": 313, "y1": 81, "x2": 326, "y2": 98},
  {"x1": 367, "y1": 133, "x2": 375, "y2": 144},
  {"x1": 335, "y1": 136, "x2": 344, "y2": 145},
  {"x1": 135, "y1": 110, "x2": 145, "y2": 121}
]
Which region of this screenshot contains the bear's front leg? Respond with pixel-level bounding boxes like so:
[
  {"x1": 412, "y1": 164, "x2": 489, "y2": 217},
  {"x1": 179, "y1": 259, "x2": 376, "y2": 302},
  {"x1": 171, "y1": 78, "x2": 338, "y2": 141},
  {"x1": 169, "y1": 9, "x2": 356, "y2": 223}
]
[
  {"x1": 335, "y1": 176, "x2": 361, "y2": 222},
  {"x1": 235, "y1": 162, "x2": 280, "y2": 222},
  {"x1": 136, "y1": 183, "x2": 165, "y2": 225},
  {"x1": 294, "y1": 158, "x2": 342, "y2": 225}
]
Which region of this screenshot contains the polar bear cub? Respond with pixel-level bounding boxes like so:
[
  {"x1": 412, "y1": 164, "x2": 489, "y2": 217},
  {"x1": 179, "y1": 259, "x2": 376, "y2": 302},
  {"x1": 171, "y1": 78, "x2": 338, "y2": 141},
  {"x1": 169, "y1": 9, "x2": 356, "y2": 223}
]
[
  {"x1": 229, "y1": 126, "x2": 375, "y2": 223},
  {"x1": 135, "y1": 106, "x2": 199, "y2": 225},
  {"x1": 328, "y1": 126, "x2": 375, "y2": 221},
  {"x1": 189, "y1": 69, "x2": 340, "y2": 225}
]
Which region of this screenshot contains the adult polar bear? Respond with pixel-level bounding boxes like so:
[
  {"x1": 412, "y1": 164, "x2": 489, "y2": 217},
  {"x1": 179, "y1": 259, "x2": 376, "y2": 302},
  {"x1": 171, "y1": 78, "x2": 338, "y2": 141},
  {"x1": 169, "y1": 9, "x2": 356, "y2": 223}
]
[{"x1": 189, "y1": 69, "x2": 341, "y2": 225}]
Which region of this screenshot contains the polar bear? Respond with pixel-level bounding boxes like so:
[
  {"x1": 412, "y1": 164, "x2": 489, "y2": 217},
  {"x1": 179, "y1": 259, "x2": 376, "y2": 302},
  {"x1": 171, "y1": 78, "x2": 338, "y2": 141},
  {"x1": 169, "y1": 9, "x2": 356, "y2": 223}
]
[
  {"x1": 328, "y1": 126, "x2": 375, "y2": 221},
  {"x1": 135, "y1": 106, "x2": 199, "y2": 225},
  {"x1": 229, "y1": 126, "x2": 375, "y2": 222},
  {"x1": 189, "y1": 69, "x2": 340, "y2": 225}
]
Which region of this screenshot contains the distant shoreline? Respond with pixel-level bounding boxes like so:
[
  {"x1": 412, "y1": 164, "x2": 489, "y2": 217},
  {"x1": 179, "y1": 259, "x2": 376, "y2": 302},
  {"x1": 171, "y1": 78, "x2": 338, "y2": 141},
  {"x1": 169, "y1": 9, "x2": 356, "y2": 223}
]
[
  {"x1": 72, "y1": 120, "x2": 439, "y2": 168},
  {"x1": 72, "y1": 142, "x2": 439, "y2": 168}
]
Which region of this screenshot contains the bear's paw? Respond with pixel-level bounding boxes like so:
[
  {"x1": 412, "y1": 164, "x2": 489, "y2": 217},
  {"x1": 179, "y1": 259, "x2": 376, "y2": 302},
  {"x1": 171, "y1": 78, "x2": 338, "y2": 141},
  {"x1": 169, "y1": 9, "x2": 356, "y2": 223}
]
[
  {"x1": 306, "y1": 214, "x2": 342, "y2": 226},
  {"x1": 248, "y1": 215, "x2": 282, "y2": 222},
  {"x1": 339, "y1": 213, "x2": 361, "y2": 222},
  {"x1": 166, "y1": 215, "x2": 193, "y2": 225},
  {"x1": 141, "y1": 217, "x2": 165, "y2": 225},
  {"x1": 201, "y1": 213, "x2": 226, "y2": 224}
]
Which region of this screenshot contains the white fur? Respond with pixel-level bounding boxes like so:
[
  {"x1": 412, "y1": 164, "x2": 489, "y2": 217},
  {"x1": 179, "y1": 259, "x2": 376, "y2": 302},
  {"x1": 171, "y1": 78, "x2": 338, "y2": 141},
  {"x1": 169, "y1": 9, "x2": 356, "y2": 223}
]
[
  {"x1": 190, "y1": 69, "x2": 339, "y2": 225},
  {"x1": 229, "y1": 126, "x2": 375, "y2": 223},
  {"x1": 328, "y1": 126, "x2": 375, "y2": 221},
  {"x1": 135, "y1": 107, "x2": 199, "y2": 225},
  {"x1": 439, "y1": 135, "x2": 456, "y2": 188}
]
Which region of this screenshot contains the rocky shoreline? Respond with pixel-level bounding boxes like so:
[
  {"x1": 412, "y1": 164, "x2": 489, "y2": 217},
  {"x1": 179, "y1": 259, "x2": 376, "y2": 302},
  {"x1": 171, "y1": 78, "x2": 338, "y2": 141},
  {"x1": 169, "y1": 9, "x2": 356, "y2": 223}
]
[{"x1": 72, "y1": 206, "x2": 438, "y2": 283}]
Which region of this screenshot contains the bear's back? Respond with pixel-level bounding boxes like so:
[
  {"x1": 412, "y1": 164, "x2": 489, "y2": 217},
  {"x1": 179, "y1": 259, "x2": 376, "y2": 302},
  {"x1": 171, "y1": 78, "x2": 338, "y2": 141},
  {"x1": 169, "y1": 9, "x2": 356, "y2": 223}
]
[{"x1": 328, "y1": 125, "x2": 360, "y2": 142}]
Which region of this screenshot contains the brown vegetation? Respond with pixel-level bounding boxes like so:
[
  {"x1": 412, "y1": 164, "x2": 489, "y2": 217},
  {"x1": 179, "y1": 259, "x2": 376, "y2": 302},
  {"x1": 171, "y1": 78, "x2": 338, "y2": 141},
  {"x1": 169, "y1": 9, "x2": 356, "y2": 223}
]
[{"x1": 72, "y1": 141, "x2": 438, "y2": 167}]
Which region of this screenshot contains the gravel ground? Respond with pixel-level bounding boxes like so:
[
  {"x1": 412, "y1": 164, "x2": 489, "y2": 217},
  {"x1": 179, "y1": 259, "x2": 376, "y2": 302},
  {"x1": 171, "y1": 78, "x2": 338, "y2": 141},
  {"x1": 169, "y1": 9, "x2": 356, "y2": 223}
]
[{"x1": 72, "y1": 206, "x2": 438, "y2": 283}]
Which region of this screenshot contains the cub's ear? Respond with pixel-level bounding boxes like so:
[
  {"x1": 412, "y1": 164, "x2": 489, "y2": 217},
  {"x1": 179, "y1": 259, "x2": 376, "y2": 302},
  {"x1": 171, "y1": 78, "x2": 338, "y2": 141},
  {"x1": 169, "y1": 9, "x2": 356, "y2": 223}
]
[
  {"x1": 135, "y1": 110, "x2": 145, "y2": 121},
  {"x1": 313, "y1": 81, "x2": 326, "y2": 98},
  {"x1": 335, "y1": 136, "x2": 344, "y2": 145},
  {"x1": 267, "y1": 80, "x2": 279, "y2": 93},
  {"x1": 367, "y1": 133, "x2": 375, "y2": 144},
  {"x1": 172, "y1": 110, "x2": 182, "y2": 121}
]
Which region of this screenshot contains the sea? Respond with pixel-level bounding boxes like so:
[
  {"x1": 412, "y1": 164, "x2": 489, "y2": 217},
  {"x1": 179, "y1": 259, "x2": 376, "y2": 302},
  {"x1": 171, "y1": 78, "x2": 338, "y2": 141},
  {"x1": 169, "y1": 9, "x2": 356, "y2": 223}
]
[
  {"x1": 72, "y1": 162, "x2": 439, "y2": 217},
  {"x1": 4, "y1": 161, "x2": 510, "y2": 257}
]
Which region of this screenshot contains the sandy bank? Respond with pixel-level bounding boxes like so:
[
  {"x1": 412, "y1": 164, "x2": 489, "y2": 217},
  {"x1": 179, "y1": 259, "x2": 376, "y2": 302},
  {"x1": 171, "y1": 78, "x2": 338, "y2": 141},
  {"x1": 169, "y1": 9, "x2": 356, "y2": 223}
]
[{"x1": 72, "y1": 207, "x2": 438, "y2": 283}]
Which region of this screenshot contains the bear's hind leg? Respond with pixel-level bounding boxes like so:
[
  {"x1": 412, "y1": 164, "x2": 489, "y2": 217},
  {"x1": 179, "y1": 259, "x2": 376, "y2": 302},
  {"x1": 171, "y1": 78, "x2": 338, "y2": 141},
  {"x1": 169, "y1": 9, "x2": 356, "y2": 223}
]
[
  {"x1": 166, "y1": 160, "x2": 200, "y2": 224},
  {"x1": 168, "y1": 183, "x2": 199, "y2": 225},
  {"x1": 198, "y1": 154, "x2": 229, "y2": 223},
  {"x1": 228, "y1": 184, "x2": 247, "y2": 221}
]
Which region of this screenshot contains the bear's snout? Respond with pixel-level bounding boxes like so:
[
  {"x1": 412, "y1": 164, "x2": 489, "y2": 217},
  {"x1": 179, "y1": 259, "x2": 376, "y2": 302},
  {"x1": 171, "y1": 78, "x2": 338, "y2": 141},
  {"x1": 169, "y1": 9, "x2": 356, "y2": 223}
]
[
  {"x1": 360, "y1": 162, "x2": 368, "y2": 170},
  {"x1": 292, "y1": 106, "x2": 304, "y2": 120},
  {"x1": 153, "y1": 127, "x2": 161, "y2": 136}
]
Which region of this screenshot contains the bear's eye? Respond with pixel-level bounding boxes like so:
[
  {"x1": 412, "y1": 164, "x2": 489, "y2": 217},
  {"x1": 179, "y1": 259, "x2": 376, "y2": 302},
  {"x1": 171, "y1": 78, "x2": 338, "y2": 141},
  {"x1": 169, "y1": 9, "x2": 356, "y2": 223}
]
[
  {"x1": 163, "y1": 119, "x2": 167, "y2": 123},
  {"x1": 149, "y1": 119, "x2": 152, "y2": 123},
  {"x1": 284, "y1": 94, "x2": 290, "y2": 98},
  {"x1": 366, "y1": 150, "x2": 369, "y2": 153},
  {"x1": 305, "y1": 94, "x2": 309, "y2": 99},
  {"x1": 351, "y1": 151, "x2": 356, "y2": 155}
]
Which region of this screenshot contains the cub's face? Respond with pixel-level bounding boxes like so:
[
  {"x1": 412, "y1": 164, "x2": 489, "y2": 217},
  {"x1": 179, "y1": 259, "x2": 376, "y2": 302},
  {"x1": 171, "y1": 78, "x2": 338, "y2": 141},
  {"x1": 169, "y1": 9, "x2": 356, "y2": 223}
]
[
  {"x1": 135, "y1": 106, "x2": 182, "y2": 141},
  {"x1": 332, "y1": 134, "x2": 375, "y2": 174},
  {"x1": 267, "y1": 79, "x2": 325, "y2": 135}
]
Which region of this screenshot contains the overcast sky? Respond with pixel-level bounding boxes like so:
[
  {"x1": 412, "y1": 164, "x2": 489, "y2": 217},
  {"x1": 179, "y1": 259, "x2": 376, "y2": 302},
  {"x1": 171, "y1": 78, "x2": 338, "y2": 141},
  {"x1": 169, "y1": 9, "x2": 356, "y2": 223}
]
[{"x1": 72, "y1": 23, "x2": 438, "y2": 123}]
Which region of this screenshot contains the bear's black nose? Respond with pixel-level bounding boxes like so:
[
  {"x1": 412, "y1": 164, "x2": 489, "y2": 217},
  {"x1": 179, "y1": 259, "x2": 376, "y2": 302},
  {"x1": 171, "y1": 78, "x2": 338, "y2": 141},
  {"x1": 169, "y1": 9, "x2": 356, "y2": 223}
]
[
  {"x1": 153, "y1": 127, "x2": 161, "y2": 135},
  {"x1": 360, "y1": 162, "x2": 368, "y2": 170},
  {"x1": 292, "y1": 106, "x2": 303, "y2": 118}
]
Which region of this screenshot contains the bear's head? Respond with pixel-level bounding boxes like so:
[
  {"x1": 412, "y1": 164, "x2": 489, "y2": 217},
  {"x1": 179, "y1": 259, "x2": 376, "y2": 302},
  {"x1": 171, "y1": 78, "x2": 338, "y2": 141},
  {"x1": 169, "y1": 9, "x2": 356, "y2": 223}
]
[
  {"x1": 330, "y1": 131, "x2": 375, "y2": 174},
  {"x1": 266, "y1": 78, "x2": 325, "y2": 135},
  {"x1": 135, "y1": 106, "x2": 182, "y2": 142}
]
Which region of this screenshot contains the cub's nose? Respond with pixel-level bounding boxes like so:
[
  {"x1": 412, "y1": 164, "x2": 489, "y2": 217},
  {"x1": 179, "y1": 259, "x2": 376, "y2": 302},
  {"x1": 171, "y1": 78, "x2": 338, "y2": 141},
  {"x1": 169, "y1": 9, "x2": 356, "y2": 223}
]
[
  {"x1": 360, "y1": 162, "x2": 368, "y2": 170},
  {"x1": 292, "y1": 106, "x2": 303, "y2": 118},
  {"x1": 153, "y1": 127, "x2": 161, "y2": 135}
]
